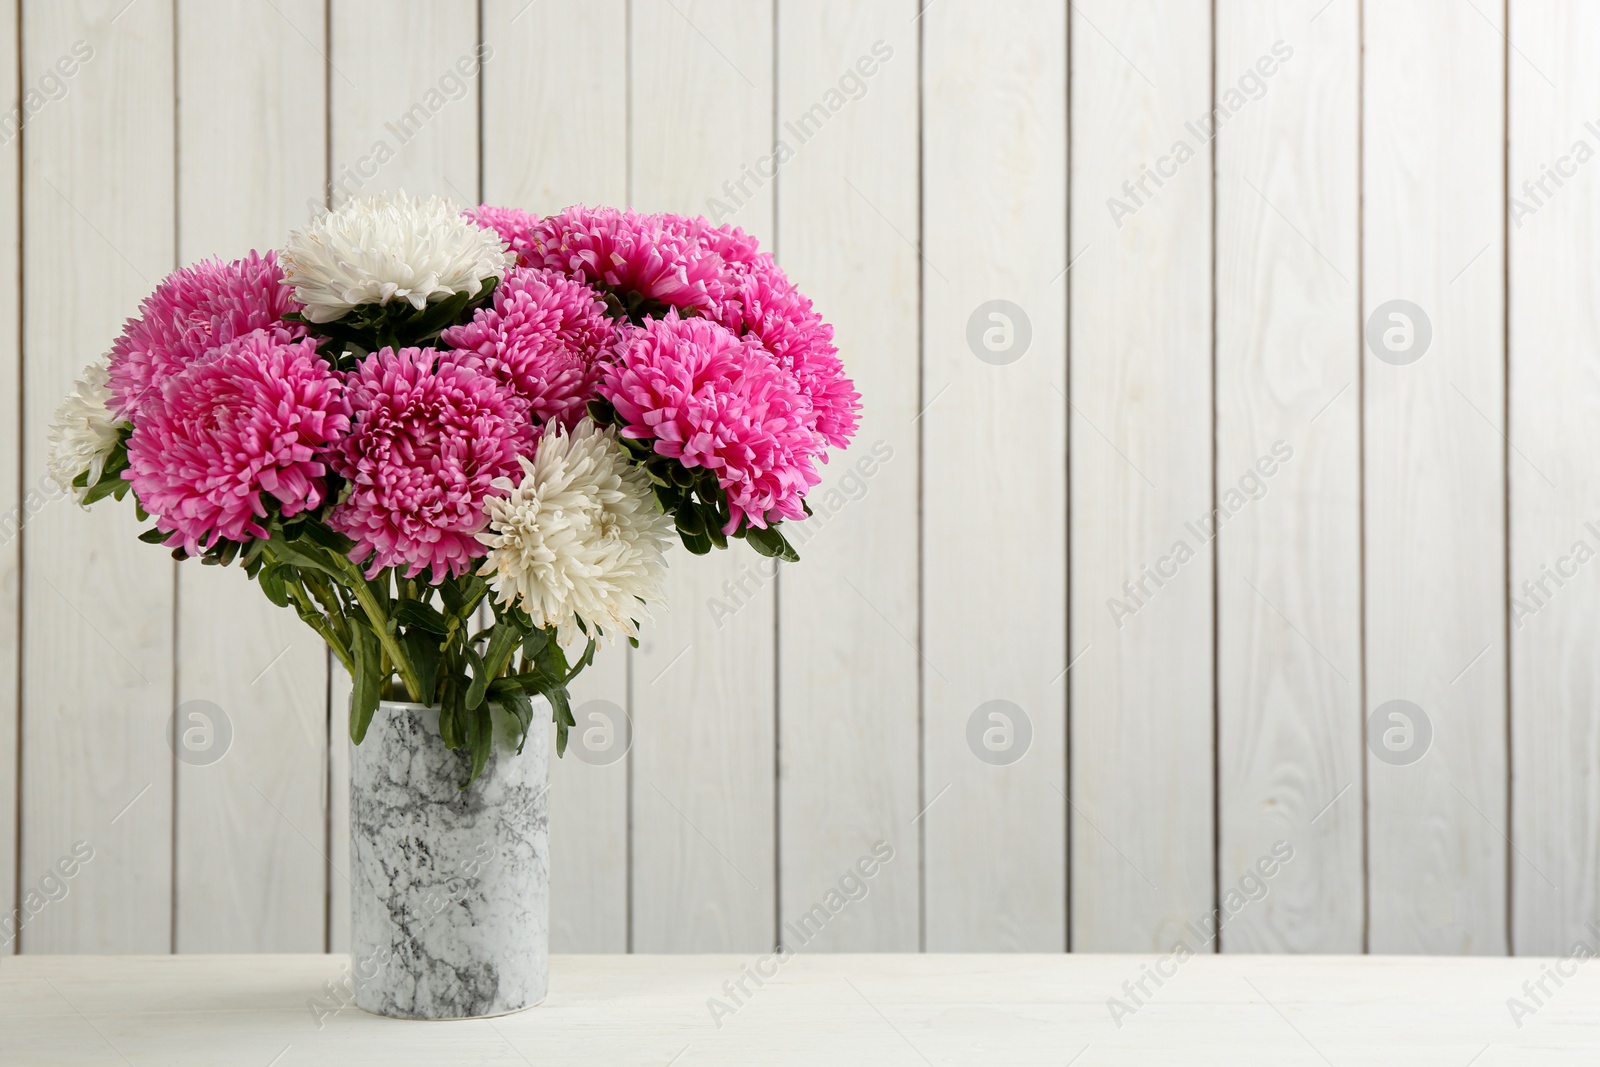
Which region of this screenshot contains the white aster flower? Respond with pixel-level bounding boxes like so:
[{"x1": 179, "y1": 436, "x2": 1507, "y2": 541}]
[
  {"x1": 478, "y1": 418, "x2": 674, "y2": 641},
  {"x1": 47, "y1": 355, "x2": 122, "y2": 501},
  {"x1": 281, "y1": 191, "x2": 515, "y2": 324}
]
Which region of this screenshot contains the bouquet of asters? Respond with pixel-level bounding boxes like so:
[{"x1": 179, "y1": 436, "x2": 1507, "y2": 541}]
[{"x1": 46, "y1": 192, "x2": 858, "y2": 781}]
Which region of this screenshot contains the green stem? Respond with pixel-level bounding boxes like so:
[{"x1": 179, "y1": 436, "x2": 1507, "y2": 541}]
[
  {"x1": 327, "y1": 553, "x2": 426, "y2": 702},
  {"x1": 303, "y1": 575, "x2": 349, "y2": 645},
  {"x1": 439, "y1": 588, "x2": 487, "y2": 654},
  {"x1": 286, "y1": 583, "x2": 354, "y2": 675}
]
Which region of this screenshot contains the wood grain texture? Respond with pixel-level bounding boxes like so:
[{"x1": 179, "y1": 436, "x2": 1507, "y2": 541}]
[
  {"x1": 1069, "y1": 0, "x2": 1214, "y2": 951},
  {"x1": 1508, "y1": 0, "x2": 1600, "y2": 956},
  {"x1": 628, "y1": 0, "x2": 776, "y2": 952},
  {"x1": 1214, "y1": 0, "x2": 1363, "y2": 952},
  {"x1": 328, "y1": 0, "x2": 481, "y2": 207},
  {"x1": 9, "y1": 953, "x2": 1600, "y2": 1063},
  {"x1": 171, "y1": 0, "x2": 330, "y2": 954},
  {"x1": 774, "y1": 0, "x2": 921, "y2": 951},
  {"x1": 544, "y1": 648, "x2": 630, "y2": 953},
  {"x1": 481, "y1": 0, "x2": 625, "y2": 212},
  {"x1": 20, "y1": 0, "x2": 176, "y2": 952},
  {"x1": 326, "y1": 662, "x2": 351, "y2": 952},
  {"x1": 481, "y1": 0, "x2": 630, "y2": 953},
  {"x1": 0, "y1": 0, "x2": 18, "y2": 955},
  {"x1": 923, "y1": 0, "x2": 1067, "y2": 950},
  {"x1": 1363, "y1": 0, "x2": 1508, "y2": 954}
]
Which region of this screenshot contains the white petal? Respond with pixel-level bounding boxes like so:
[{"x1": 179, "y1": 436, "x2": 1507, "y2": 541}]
[{"x1": 280, "y1": 192, "x2": 515, "y2": 324}]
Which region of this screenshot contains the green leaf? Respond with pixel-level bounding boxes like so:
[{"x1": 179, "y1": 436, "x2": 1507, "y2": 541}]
[
  {"x1": 491, "y1": 684, "x2": 536, "y2": 754},
  {"x1": 482, "y1": 621, "x2": 523, "y2": 680},
  {"x1": 744, "y1": 524, "x2": 800, "y2": 563},
  {"x1": 401, "y1": 629, "x2": 440, "y2": 703},
  {"x1": 208, "y1": 538, "x2": 241, "y2": 567},
  {"x1": 700, "y1": 499, "x2": 728, "y2": 550},
  {"x1": 82, "y1": 471, "x2": 126, "y2": 505},
  {"x1": 619, "y1": 434, "x2": 654, "y2": 459},
  {"x1": 241, "y1": 538, "x2": 269, "y2": 568},
  {"x1": 137, "y1": 527, "x2": 169, "y2": 545},
  {"x1": 257, "y1": 565, "x2": 291, "y2": 608},
  {"x1": 349, "y1": 626, "x2": 381, "y2": 744},
  {"x1": 394, "y1": 599, "x2": 449, "y2": 636},
  {"x1": 531, "y1": 627, "x2": 570, "y2": 681},
  {"x1": 267, "y1": 537, "x2": 343, "y2": 579},
  {"x1": 299, "y1": 520, "x2": 356, "y2": 555},
  {"x1": 521, "y1": 626, "x2": 550, "y2": 662},
  {"x1": 679, "y1": 529, "x2": 712, "y2": 555},
  {"x1": 439, "y1": 573, "x2": 488, "y2": 616},
  {"x1": 495, "y1": 668, "x2": 559, "y2": 692},
  {"x1": 464, "y1": 647, "x2": 490, "y2": 710},
  {"x1": 566, "y1": 636, "x2": 597, "y2": 683},
  {"x1": 314, "y1": 275, "x2": 502, "y2": 355},
  {"x1": 465, "y1": 702, "x2": 494, "y2": 786},
  {"x1": 546, "y1": 684, "x2": 574, "y2": 758},
  {"x1": 78, "y1": 438, "x2": 132, "y2": 506},
  {"x1": 438, "y1": 580, "x2": 466, "y2": 615},
  {"x1": 674, "y1": 499, "x2": 704, "y2": 537},
  {"x1": 437, "y1": 672, "x2": 461, "y2": 749}
]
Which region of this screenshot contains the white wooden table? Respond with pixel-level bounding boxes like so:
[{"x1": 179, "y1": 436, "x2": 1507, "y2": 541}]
[{"x1": 2, "y1": 953, "x2": 1596, "y2": 1065}]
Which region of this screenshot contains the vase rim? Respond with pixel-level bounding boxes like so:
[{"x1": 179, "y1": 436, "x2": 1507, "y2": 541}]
[
  {"x1": 375, "y1": 697, "x2": 550, "y2": 712},
  {"x1": 376, "y1": 699, "x2": 442, "y2": 712}
]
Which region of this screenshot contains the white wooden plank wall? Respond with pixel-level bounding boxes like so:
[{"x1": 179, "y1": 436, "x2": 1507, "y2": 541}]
[
  {"x1": 924, "y1": 0, "x2": 1067, "y2": 950},
  {"x1": 1214, "y1": 0, "x2": 1362, "y2": 952},
  {"x1": 1508, "y1": 0, "x2": 1600, "y2": 956},
  {"x1": 4, "y1": 0, "x2": 1597, "y2": 959},
  {"x1": 19, "y1": 0, "x2": 175, "y2": 953},
  {"x1": 1069, "y1": 0, "x2": 1213, "y2": 952},
  {"x1": 775, "y1": 0, "x2": 920, "y2": 951},
  {"x1": 0, "y1": 0, "x2": 18, "y2": 957},
  {"x1": 1364, "y1": 0, "x2": 1508, "y2": 955},
  {"x1": 173, "y1": 0, "x2": 330, "y2": 954}
]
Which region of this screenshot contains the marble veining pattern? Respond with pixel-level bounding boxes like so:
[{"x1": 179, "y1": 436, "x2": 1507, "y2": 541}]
[{"x1": 350, "y1": 701, "x2": 550, "y2": 1019}]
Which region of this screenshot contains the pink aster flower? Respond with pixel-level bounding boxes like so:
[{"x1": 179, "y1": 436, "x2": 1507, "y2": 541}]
[
  {"x1": 658, "y1": 213, "x2": 764, "y2": 270},
  {"x1": 125, "y1": 330, "x2": 349, "y2": 555},
  {"x1": 660, "y1": 214, "x2": 860, "y2": 449},
  {"x1": 523, "y1": 206, "x2": 725, "y2": 316},
  {"x1": 108, "y1": 250, "x2": 304, "y2": 417},
  {"x1": 600, "y1": 313, "x2": 822, "y2": 533},
  {"x1": 719, "y1": 267, "x2": 860, "y2": 449},
  {"x1": 464, "y1": 204, "x2": 541, "y2": 267},
  {"x1": 329, "y1": 347, "x2": 535, "y2": 582},
  {"x1": 441, "y1": 266, "x2": 617, "y2": 429}
]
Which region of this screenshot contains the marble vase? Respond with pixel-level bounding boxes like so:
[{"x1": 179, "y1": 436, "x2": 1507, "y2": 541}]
[{"x1": 349, "y1": 699, "x2": 550, "y2": 1020}]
